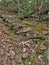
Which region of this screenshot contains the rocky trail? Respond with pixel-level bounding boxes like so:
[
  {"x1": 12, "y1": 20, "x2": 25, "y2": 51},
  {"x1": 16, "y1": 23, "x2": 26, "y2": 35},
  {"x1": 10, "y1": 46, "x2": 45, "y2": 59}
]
[
  {"x1": 0, "y1": 22, "x2": 23, "y2": 65},
  {"x1": 0, "y1": 11, "x2": 49, "y2": 65}
]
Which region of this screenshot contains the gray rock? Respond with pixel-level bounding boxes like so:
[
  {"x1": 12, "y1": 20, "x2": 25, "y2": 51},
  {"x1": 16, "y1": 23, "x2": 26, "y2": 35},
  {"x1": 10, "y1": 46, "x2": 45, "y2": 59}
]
[{"x1": 22, "y1": 52, "x2": 29, "y2": 59}]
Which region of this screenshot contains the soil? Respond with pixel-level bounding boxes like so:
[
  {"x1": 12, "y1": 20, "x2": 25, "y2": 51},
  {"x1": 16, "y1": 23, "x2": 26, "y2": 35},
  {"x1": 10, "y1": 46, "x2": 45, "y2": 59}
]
[{"x1": 0, "y1": 11, "x2": 49, "y2": 65}]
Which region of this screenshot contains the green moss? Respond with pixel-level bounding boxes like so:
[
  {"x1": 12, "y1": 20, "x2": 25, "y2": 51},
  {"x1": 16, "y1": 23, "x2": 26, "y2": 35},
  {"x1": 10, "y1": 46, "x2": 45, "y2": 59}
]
[
  {"x1": 35, "y1": 23, "x2": 42, "y2": 31},
  {"x1": 5, "y1": 26, "x2": 16, "y2": 38},
  {"x1": 21, "y1": 20, "x2": 33, "y2": 25}
]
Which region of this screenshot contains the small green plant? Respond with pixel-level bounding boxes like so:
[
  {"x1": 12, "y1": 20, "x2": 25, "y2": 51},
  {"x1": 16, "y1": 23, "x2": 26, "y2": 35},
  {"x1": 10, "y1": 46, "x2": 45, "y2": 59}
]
[
  {"x1": 18, "y1": 0, "x2": 49, "y2": 19},
  {"x1": 18, "y1": 0, "x2": 33, "y2": 19}
]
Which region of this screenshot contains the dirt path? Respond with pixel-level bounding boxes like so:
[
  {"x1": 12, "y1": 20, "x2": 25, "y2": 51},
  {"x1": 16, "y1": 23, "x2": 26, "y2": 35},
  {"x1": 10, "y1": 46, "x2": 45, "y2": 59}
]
[
  {"x1": 0, "y1": 22, "x2": 22, "y2": 65},
  {"x1": 0, "y1": 11, "x2": 49, "y2": 65}
]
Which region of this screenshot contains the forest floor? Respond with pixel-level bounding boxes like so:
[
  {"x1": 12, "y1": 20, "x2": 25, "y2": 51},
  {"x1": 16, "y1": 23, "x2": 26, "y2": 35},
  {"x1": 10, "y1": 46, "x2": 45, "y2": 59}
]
[{"x1": 0, "y1": 11, "x2": 49, "y2": 65}]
